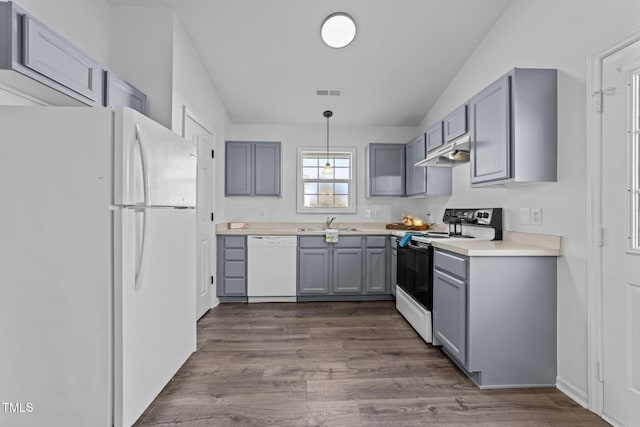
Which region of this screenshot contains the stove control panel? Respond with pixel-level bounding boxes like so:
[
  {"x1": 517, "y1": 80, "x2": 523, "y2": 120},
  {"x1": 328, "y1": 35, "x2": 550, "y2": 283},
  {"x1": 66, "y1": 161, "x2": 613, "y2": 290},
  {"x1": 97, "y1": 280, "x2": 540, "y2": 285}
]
[{"x1": 442, "y1": 208, "x2": 503, "y2": 239}]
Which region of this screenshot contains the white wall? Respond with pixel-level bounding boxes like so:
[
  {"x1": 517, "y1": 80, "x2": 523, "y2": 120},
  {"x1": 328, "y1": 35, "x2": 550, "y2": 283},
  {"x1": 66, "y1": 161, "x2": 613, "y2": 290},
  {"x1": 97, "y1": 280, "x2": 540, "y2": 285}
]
[
  {"x1": 110, "y1": 6, "x2": 174, "y2": 128},
  {"x1": 223, "y1": 124, "x2": 442, "y2": 223},
  {"x1": 418, "y1": 0, "x2": 640, "y2": 405}
]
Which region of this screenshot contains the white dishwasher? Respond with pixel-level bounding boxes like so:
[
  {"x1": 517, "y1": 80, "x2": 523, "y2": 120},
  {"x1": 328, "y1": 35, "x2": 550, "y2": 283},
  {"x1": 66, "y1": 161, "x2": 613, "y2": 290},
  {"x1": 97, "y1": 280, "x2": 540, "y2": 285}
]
[{"x1": 247, "y1": 236, "x2": 298, "y2": 302}]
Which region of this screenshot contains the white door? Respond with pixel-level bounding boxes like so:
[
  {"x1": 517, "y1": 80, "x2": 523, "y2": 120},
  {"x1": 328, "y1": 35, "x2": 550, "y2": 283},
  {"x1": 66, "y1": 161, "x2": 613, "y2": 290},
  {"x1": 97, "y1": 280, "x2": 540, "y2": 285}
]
[
  {"x1": 601, "y1": 38, "x2": 640, "y2": 427},
  {"x1": 183, "y1": 108, "x2": 216, "y2": 319}
]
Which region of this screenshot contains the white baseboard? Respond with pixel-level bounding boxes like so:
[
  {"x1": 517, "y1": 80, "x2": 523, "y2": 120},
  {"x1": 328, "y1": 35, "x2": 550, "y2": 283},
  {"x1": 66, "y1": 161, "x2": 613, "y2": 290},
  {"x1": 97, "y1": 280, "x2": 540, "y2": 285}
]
[{"x1": 556, "y1": 376, "x2": 589, "y2": 409}]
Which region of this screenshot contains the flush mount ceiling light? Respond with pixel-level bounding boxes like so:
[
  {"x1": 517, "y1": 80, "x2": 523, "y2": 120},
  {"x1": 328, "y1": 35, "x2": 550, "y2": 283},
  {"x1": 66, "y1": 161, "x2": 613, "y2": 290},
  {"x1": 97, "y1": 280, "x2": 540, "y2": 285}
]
[{"x1": 321, "y1": 12, "x2": 356, "y2": 48}]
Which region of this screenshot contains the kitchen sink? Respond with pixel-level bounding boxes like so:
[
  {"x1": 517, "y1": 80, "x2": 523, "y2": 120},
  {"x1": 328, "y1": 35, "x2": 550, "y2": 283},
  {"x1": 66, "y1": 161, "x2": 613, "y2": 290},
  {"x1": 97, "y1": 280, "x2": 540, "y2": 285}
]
[{"x1": 297, "y1": 227, "x2": 360, "y2": 232}]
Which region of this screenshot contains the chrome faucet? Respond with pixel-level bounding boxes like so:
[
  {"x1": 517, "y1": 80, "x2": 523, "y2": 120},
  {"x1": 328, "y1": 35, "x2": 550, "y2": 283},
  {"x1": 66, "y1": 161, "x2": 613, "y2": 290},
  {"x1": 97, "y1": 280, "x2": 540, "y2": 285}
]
[{"x1": 325, "y1": 217, "x2": 336, "y2": 229}]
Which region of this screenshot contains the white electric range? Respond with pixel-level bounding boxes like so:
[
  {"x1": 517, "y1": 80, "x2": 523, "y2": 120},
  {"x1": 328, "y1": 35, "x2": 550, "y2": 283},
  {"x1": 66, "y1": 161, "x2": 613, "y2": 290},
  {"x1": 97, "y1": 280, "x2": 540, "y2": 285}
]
[{"x1": 395, "y1": 208, "x2": 502, "y2": 343}]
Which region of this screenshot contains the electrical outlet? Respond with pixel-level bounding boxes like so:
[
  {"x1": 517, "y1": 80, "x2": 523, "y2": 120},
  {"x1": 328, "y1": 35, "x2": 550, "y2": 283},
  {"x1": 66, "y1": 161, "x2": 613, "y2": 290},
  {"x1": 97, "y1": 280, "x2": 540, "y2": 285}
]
[
  {"x1": 520, "y1": 208, "x2": 531, "y2": 225},
  {"x1": 374, "y1": 209, "x2": 381, "y2": 218},
  {"x1": 531, "y1": 208, "x2": 542, "y2": 225},
  {"x1": 259, "y1": 209, "x2": 266, "y2": 218}
]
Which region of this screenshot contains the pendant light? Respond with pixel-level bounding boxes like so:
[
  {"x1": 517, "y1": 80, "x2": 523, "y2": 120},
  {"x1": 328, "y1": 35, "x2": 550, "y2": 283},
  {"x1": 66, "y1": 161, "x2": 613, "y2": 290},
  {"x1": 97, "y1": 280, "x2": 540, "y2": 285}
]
[{"x1": 322, "y1": 110, "x2": 333, "y2": 175}]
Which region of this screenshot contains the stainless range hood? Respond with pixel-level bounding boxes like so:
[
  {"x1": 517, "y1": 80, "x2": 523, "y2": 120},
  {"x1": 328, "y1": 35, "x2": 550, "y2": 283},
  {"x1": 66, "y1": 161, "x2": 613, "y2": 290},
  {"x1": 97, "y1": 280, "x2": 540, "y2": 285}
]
[{"x1": 415, "y1": 133, "x2": 470, "y2": 167}]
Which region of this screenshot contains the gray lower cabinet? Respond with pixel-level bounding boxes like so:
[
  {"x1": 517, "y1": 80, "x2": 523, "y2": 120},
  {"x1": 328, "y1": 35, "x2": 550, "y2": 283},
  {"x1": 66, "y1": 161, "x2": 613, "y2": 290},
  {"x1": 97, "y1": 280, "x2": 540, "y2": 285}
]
[
  {"x1": 366, "y1": 143, "x2": 405, "y2": 197},
  {"x1": 104, "y1": 70, "x2": 148, "y2": 115},
  {"x1": 298, "y1": 249, "x2": 330, "y2": 294},
  {"x1": 469, "y1": 68, "x2": 557, "y2": 186},
  {"x1": 0, "y1": 2, "x2": 104, "y2": 106},
  {"x1": 333, "y1": 248, "x2": 363, "y2": 293},
  {"x1": 389, "y1": 237, "x2": 397, "y2": 296},
  {"x1": 225, "y1": 141, "x2": 281, "y2": 197},
  {"x1": 433, "y1": 248, "x2": 557, "y2": 388},
  {"x1": 216, "y1": 236, "x2": 248, "y2": 301},
  {"x1": 298, "y1": 235, "x2": 390, "y2": 299},
  {"x1": 433, "y1": 268, "x2": 467, "y2": 364}
]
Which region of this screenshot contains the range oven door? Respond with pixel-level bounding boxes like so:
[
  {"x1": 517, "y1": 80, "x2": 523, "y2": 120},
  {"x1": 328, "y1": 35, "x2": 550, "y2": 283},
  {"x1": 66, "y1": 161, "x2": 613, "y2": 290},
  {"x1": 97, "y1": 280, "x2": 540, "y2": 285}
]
[{"x1": 397, "y1": 242, "x2": 433, "y2": 310}]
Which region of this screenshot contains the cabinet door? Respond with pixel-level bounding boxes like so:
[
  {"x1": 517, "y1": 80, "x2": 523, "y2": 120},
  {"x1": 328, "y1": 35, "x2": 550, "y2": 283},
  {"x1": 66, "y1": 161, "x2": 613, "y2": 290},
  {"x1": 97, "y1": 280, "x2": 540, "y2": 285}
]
[
  {"x1": 298, "y1": 249, "x2": 330, "y2": 294},
  {"x1": 405, "y1": 136, "x2": 426, "y2": 197},
  {"x1": 433, "y1": 269, "x2": 467, "y2": 365},
  {"x1": 22, "y1": 15, "x2": 103, "y2": 103},
  {"x1": 104, "y1": 71, "x2": 148, "y2": 115},
  {"x1": 443, "y1": 105, "x2": 468, "y2": 142},
  {"x1": 254, "y1": 142, "x2": 281, "y2": 196},
  {"x1": 469, "y1": 76, "x2": 511, "y2": 184},
  {"x1": 426, "y1": 121, "x2": 444, "y2": 152},
  {"x1": 368, "y1": 144, "x2": 405, "y2": 196},
  {"x1": 333, "y1": 248, "x2": 363, "y2": 293},
  {"x1": 225, "y1": 142, "x2": 252, "y2": 196},
  {"x1": 366, "y1": 248, "x2": 387, "y2": 293}
]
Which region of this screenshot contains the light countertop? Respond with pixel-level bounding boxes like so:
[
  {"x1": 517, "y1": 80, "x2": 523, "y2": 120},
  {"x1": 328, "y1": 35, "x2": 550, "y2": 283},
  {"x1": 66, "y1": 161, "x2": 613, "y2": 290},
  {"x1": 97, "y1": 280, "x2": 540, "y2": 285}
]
[
  {"x1": 432, "y1": 231, "x2": 561, "y2": 257},
  {"x1": 216, "y1": 223, "x2": 561, "y2": 257}
]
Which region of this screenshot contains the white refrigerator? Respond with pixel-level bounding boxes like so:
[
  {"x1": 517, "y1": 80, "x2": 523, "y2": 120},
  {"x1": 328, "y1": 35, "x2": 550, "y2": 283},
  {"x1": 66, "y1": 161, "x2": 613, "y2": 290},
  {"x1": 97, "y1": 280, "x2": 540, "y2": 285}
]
[{"x1": 0, "y1": 106, "x2": 197, "y2": 427}]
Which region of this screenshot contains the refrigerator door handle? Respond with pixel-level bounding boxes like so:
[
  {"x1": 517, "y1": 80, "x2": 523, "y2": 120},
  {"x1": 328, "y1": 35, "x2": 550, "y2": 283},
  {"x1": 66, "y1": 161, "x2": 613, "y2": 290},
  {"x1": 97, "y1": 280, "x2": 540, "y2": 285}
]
[
  {"x1": 134, "y1": 124, "x2": 151, "y2": 207},
  {"x1": 134, "y1": 207, "x2": 147, "y2": 291}
]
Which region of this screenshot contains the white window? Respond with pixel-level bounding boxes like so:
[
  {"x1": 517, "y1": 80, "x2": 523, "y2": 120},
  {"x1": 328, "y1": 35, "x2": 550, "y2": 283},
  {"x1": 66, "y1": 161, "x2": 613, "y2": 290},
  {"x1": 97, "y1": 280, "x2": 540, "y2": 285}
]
[
  {"x1": 632, "y1": 71, "x2": 640, "y2": 250},
  {"x1": 297, "y1": 147, "x2": 356, "y2": 213}
]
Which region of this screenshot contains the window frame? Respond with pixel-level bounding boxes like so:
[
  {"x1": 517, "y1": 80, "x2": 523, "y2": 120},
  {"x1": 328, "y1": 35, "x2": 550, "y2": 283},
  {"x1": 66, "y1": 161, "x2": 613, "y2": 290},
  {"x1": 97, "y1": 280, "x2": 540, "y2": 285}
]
[{"x1": 296, "y1": 146, "x2": 357, "y2": 214}]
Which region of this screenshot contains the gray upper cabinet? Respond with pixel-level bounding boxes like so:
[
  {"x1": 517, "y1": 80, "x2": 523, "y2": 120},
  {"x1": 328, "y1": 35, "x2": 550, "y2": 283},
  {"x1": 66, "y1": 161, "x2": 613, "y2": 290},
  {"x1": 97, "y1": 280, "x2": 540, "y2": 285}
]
[
  {"x1": 225, "y1": 141, "x2": 281, "y2": 197},
  {"x1": 405, "y1": 134, "x2": 452, "y2": 198},
  {"x1": 405, "y1": 135, "x2": 426, "y2": 197},
  {"x1": 425, "y1": 121, "x2": 444, "y2": 152},
  {"x1": 366, "y1": 143, "x2": 405, "y2": 197},
  {"x1": 443, "y1": 105, "x2": 468, "y2": 142},
  {"x1": 104, "y1": 71, "x2": 148, "y2": 115},
  {"x1": 469, "y1": 68, "x2": 557, "y2": 186},
  {"x1": 254, "y1": 142, "x2": 281, "y2": 196},
  {"x1": 0, "y1": 2, "x2": 104, "y2": 106}
]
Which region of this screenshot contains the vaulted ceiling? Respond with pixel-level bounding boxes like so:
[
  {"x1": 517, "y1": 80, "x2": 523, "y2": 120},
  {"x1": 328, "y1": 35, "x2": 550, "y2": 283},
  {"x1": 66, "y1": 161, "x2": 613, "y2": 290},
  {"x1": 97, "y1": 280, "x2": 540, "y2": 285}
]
[{"x1": 109, "y1": 0, "x2": 512, "y2": 126}]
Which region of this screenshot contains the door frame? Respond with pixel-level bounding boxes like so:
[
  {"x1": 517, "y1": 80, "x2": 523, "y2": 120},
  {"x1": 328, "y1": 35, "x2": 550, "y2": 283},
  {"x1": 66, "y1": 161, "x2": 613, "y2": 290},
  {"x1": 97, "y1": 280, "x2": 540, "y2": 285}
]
[
  {"x1": 586, "y1": 27, "x2": 640, "y2": 419},
  {"x1": 182, "y1": 105, "x2": 218, "y2": 315}
]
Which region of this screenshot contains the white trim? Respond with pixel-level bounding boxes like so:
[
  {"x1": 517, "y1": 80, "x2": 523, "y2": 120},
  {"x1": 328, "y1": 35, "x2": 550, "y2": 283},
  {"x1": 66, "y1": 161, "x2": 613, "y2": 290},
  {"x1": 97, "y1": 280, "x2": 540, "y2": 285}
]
[
  {"x1": 556, "y1": 376, "x2": 589, "y2": 409},
  {"x1": 586, "y1": 27, "x2": 640, "y2": 417},
  {"x1": 0, "y1": 83, "x2": 50, "y2": 106}
]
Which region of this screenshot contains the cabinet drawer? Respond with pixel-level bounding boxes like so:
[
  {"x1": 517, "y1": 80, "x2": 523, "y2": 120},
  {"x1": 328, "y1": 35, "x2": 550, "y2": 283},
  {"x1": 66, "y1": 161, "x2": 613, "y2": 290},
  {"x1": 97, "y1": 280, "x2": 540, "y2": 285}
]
[
  {"x1": 334, "y1": 236, "x2": 363, "y2": 248},
  {"x1": 224, "y1": 261, "x2": 245, "y2": 277},
  {"x1": 366, "y1": 236, "x2": 387, "y2": 248},
  {"x1": 223, "y1": 236, "x2": 246, "y2": 249},
  {"x1": 223, "y1": 278, "x2": 246, "y2": 295},
  {"x1": 298, "y1": 236, "x2": 328, "y2": 249},
  {"x1": 224, "y1": 249, "x2": 245, "y2": 261},
  {"x1": 443, "y1": 105, "x2": 468, "y2": 142},
  {"x1": 435, "y1": 249, "x2": 467, "y2": 280}
]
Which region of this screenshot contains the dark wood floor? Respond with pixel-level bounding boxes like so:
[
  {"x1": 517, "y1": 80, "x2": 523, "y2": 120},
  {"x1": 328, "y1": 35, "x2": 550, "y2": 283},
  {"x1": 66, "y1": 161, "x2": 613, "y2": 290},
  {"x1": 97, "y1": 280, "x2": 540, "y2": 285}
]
[{"x1": 135, "y1": 301, "x2": 608, "y2": 426}]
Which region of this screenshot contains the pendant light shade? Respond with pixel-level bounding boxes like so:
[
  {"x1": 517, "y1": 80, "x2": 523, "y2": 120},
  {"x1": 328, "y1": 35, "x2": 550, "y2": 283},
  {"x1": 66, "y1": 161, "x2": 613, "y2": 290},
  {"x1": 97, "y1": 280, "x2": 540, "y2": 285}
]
[{"x1": 322, "y1": 110, "x2": 333, "y2": 175}]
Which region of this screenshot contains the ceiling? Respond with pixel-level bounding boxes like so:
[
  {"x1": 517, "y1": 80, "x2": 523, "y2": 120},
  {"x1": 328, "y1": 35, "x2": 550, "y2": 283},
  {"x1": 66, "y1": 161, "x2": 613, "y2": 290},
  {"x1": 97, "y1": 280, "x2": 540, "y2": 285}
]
[{"x1": 109, "y1": 0, "x2": 512, "y2": 127}]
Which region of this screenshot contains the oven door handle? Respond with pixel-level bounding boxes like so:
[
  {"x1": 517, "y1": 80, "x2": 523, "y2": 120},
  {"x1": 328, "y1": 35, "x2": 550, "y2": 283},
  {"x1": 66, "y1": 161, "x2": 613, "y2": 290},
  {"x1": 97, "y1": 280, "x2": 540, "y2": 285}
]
[{"x1": 407, "y1": 242, "x2": 430, "y2": 251}]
